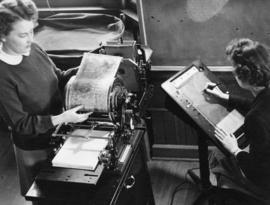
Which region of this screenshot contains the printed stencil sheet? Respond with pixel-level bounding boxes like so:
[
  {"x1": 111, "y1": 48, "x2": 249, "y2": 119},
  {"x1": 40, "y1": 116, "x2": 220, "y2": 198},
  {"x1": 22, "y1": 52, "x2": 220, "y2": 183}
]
[{"x1": 65, "y1": 53, "x2": 122, "y2": 112}]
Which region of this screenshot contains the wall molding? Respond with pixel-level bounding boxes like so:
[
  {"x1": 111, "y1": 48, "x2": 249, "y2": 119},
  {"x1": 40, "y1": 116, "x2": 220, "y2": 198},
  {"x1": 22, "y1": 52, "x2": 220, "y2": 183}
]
[
  {"x1": 151, "y1": 65, "x2": 234, "y2": 72},
  {"x1": 152, "y1": 144, "x2": 216, "y2": 160}
]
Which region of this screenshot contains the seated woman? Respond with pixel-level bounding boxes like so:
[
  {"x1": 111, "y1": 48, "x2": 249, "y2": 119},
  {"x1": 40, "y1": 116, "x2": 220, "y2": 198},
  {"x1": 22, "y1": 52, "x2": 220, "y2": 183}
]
[
  {"x1": 205, "y1": 38, "x2": 270, "y2": 200},
  {"x1": 0, "y1": 0, "x2": 91, "y2": 198}
]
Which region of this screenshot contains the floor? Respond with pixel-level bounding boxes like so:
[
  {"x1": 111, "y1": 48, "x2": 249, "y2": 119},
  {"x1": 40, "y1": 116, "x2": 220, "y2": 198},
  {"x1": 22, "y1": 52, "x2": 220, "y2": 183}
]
[
  {"x1": 148, "y1": 159, "x2": 201, "y2": 205},
  {"x1": 0, "y1": 134, "x2": 203, "y2": 205},
  {"x1": 0, "y1": 132, "x2": 32, "y2": 205}
]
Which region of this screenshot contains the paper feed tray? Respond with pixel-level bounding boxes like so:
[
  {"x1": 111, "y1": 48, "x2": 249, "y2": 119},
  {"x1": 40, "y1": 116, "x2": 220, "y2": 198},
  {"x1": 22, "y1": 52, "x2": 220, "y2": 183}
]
[{"x1": 52, "y1": 130, "x2": 110, "y2": 171}]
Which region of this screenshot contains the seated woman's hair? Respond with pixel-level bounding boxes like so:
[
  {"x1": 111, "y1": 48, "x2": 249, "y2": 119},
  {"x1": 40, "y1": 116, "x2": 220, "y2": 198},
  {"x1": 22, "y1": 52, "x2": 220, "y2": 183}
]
[
  {"x1": 226, "y1": 38, "x2": 270, "y2": 87},
  {"x1": 0, "y1": 0, "x2": 38, "y2": 36}
]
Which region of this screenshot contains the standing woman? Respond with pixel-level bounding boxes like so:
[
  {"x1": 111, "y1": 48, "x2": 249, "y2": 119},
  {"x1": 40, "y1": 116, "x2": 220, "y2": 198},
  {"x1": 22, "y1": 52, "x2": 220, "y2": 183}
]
[
  {"x1": 206, "y1": 38, "x2": 270, "y2": 201},
  {"x1": 0, "y1": 0, "x2": 90, "y2": 197}
]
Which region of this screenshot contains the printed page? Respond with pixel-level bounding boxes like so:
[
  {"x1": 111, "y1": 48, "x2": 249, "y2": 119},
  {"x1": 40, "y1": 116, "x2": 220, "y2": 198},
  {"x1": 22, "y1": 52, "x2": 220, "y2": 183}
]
[
  {"x1": 52, "y1": 136, "x2": 109, "y2": 170},
  {"x1": 52, "y1": 149, "x2": 100, "y2": 170},
  {"x1": 66, "y1": 53, "x2": 122, "y2": 112}
]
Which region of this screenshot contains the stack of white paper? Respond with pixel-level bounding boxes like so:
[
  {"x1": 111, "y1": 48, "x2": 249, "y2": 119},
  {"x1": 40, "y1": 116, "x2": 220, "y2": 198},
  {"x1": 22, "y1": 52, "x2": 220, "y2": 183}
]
[{"x1": 52, "y1": 136, "x2": 109, "y2": 170}]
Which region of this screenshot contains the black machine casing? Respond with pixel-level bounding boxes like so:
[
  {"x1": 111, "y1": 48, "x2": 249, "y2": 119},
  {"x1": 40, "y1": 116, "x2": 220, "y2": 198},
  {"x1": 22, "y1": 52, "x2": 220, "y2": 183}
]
[
  {"x1": 25, "y1": 40, "x2": 155, "y2": 205},
  {"x1": 26, "y1": 128, "x2": 154, "y2": 205}
]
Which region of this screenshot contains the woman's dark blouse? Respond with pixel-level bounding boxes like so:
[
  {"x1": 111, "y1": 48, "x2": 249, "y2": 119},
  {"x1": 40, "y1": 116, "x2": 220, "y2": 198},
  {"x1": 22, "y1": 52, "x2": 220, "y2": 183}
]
[
  {"x1": 0, "y1": 43, "x2": 76, "y2": 150},
  {"x1": 229, "y1": 89, "x2": 270, "y2": 191}
]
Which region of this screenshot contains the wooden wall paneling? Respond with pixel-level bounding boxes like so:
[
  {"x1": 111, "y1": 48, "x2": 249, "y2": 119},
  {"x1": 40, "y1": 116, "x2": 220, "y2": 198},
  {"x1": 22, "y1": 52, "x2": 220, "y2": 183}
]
[
  {"x1": 173, "y1": 114, "x2": 182, "y2": 145},
  {"x1": 163, "y1": 109, "x2": 177, "y2": 144},
  {"x1": 147, "y1": 68, "x2": 253, "y2": 159},
  {"x1": 149, "y1": 109, "x2": 166, "y2": 144},
  {"x1": 152, "y1": 144, "x2": 199, "y2": 159}
]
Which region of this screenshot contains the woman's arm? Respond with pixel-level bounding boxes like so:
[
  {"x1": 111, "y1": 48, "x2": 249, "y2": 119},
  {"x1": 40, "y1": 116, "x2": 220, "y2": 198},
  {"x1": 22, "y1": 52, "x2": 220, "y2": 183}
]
[
  {"x1": 228, "y1": 93, "x2": 253, "y2": 112},
  {"x1": 0, "y1": 78, "x2": 90, "y2": 137},
  {"x1": 34, "y1": 43, "x2": 79, "y2": 89},
  {"x1": 235, "y1": 114, "x2": 269, "y2": 178},
  {"x1": 53, "y1": 66, "x2": 78, "y2": 91},
  {"x1": 0, "y1": 78, "x2": 54, "y2": 135},
  {"x1": 205, "y1": 82, "x2": 253, "y2": 111},
  {"x1": 214, "y1": 113, "x2": 268, "y2": 181}
]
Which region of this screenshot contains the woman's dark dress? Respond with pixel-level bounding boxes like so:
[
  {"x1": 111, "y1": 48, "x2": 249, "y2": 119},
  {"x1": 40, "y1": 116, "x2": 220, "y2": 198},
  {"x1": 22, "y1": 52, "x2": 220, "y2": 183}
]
[
  {"x1": 210, "y1": 88, "x2": 270, "y2": 200},
  {"x1": 0, "y1": 43, "x2": 76, "y2": 195}
]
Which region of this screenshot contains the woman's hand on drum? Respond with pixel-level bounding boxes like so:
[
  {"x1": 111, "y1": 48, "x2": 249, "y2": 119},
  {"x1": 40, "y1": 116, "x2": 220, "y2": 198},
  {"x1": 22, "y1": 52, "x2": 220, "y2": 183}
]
[
  {"x1": 51, "y1": 105, "x2": 92, "y2": 126},
  {"x1": 62, "y1": 105, "x2": 92, "y2": 123}
]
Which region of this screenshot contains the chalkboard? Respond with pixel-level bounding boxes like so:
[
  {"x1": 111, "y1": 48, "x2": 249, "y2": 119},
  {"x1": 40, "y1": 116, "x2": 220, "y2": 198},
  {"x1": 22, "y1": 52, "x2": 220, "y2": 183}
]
[{"x1": 141, "y1": 0, "x2": 270, "y2": 66}]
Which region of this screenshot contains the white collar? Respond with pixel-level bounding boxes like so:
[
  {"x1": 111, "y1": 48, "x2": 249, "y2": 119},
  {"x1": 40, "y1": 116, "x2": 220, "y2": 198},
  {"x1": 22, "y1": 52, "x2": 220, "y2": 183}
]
[
  {"x1": 0, "y1": 45, "x2": 30, "y2": 65},
  {"x1": 0, "y1": 51, "x2": 23, "y2": 65}
]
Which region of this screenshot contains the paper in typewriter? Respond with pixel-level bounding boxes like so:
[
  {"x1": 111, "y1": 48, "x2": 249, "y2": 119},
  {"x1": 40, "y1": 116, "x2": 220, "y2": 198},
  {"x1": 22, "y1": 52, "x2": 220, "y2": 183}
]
[
  {"x1": 52, "y1": 133, "x2": 109, "y2": 170},
  {"x1": 65, "y1": 53, "x2": 122, "y2": 112}
]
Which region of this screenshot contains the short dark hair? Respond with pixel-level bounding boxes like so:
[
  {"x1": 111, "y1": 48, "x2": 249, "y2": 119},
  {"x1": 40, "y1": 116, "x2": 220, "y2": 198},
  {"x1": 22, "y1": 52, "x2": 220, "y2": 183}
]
[
  {"x1": 226, "y1": 38, "x2": 270, "y2": 87},
  {"x1": 0, "y1": 0, "x2": 38, "y2": 36}
]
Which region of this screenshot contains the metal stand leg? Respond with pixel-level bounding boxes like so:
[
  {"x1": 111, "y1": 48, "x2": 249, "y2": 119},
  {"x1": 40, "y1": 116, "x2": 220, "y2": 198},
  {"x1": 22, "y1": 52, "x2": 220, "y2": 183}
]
[
  {"x1": 188, "y1": 131, "x2": 220, "y2": 205},
  {"x1": 198, "y1": 133, "x2": 211, "y2": 190}
]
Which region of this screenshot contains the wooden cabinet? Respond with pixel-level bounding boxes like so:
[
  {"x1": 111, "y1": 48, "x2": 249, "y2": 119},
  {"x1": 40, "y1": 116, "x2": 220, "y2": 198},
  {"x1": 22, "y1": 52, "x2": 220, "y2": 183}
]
[{"x1": 116, "y1": 143, "x2": 155, "y2": 205}]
